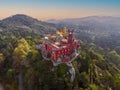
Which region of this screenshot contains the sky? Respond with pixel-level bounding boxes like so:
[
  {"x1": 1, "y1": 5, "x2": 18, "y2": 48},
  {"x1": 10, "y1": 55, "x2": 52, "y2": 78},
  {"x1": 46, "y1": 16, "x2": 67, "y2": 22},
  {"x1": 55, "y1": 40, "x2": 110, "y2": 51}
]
[{"x1": 0, "y1": 0, "x2": 120, "y2": 20}]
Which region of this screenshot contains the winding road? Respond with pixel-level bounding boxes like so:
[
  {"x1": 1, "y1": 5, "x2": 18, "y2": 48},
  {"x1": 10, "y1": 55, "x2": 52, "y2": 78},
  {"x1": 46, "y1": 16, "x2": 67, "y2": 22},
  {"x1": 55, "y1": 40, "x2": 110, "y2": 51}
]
[{"x1": 67, "y1": 63, "x2": 75, "y2": 82}]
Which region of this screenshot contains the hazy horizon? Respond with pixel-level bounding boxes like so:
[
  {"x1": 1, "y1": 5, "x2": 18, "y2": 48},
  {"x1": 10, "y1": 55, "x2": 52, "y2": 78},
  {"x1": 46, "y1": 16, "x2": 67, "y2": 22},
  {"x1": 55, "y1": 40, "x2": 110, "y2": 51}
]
[{"x1": 0, "y1": 0, "x2": 120, "y2": 20}]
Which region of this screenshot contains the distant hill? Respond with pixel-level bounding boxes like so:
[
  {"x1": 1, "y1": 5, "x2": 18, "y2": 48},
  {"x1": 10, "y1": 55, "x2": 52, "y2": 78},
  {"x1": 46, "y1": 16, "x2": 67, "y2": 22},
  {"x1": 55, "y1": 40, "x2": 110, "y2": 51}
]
[
  {"x1": 47, "y1": 16, "x2": 120, "y2": 32},
  {"x1": 0, "y1": 14, "x2": 56, "y2": 37}
]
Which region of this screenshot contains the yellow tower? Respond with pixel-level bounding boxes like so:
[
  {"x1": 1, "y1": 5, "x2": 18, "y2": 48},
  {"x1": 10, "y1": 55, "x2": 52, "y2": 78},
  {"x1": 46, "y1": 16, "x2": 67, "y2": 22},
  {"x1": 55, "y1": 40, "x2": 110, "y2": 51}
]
[
  {"x1": 61, "y1": 27, "x2": 67, "y2": 38},
  {"x1": 56, "y1": 27, "x2": 67, "y2": 38}
]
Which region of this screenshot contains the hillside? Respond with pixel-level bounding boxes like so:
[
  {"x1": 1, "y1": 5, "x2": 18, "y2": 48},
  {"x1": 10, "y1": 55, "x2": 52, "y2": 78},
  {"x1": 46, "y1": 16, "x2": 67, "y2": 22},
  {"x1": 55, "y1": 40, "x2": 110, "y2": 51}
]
[
  {"x1": 0, "y1": 15, "x2": 120, "y2": 90},
  {"x1": 0, "y1": 14, "x2": 56, "y2": 37}
]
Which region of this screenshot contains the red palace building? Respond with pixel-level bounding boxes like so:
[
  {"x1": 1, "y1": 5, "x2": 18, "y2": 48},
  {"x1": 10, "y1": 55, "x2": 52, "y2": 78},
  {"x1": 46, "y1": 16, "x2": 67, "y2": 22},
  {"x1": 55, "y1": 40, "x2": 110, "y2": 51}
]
[{"x1": 41, "y1": 28, "x2": 80, "y2": 66}]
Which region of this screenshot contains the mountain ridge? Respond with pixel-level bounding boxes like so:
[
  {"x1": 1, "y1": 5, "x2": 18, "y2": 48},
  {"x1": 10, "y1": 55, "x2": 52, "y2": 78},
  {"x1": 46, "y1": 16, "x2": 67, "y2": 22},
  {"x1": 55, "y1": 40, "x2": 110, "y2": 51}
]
[
  {"x1": 47, "y1": 16, "x2": 120, "y2": 23},
  {"x1": 0, "y1": 14, "x2": 56, "y2": 37}
]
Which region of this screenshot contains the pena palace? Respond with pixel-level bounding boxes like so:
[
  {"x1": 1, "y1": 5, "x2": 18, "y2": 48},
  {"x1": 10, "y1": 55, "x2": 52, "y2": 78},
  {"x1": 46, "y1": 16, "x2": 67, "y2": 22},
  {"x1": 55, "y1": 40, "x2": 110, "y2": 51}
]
[{"x1": 40, "y1": 27, "x2": 80, "y2": 66}]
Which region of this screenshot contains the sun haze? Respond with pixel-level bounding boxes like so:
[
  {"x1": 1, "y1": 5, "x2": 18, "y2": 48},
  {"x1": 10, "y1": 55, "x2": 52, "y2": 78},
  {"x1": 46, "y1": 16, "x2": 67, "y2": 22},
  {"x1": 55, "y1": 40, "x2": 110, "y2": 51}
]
[{"x1": 0, "y1": 0, "x2": 120, "y2": 20}]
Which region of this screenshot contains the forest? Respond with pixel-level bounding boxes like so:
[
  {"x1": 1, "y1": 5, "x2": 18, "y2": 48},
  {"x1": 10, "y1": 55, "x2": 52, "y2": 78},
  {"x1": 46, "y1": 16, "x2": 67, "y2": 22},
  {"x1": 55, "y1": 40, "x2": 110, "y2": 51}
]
[{"x1": 0, "y1": 14, "x2": 120, "y2": 90}]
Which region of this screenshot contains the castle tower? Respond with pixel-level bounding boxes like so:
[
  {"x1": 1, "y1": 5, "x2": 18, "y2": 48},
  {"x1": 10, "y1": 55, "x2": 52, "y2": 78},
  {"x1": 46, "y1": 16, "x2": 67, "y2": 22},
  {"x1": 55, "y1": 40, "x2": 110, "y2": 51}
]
[{"x1": 67, "y1": 29, "x2": 74, "y2": 43}]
